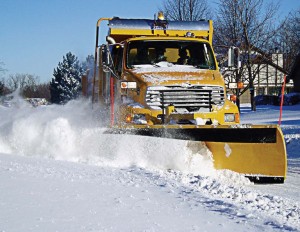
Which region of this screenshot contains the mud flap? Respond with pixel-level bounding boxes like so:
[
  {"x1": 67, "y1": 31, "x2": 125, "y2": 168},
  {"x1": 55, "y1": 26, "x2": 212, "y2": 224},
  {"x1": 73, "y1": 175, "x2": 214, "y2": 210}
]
[{"x1": 106, "y1": 125, "x2": 287, "y2": 184}]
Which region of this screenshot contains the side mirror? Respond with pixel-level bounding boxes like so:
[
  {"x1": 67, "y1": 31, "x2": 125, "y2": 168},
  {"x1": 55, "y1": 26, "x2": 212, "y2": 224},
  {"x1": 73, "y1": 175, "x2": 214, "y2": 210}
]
[
  {"x1": 101, "y1": 45, "x2": 110, "y2": 65},
  {"x1": 228, "y1": 47, "x2": 241, "y2": 68},
  {"x1": 100, "y1": 45, "x2": 111, "y2": 73}
]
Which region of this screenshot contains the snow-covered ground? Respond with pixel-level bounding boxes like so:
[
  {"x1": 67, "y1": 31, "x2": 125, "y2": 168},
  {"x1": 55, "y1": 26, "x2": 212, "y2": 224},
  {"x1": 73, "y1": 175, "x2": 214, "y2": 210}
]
[{"x1": 0, "y1": 99, "x2": 299, "y2": 232}]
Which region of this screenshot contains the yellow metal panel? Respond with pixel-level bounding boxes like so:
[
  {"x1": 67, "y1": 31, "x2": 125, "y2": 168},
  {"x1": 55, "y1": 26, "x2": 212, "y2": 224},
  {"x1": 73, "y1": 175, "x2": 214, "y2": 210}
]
[
  {"x1": 206, "y1": 127, "x2": 287, "y2": 178},
  {"x1": 107, "y1": 19, "x2": 213, "y2": 43},
  {"x1": 110, "y1": 28, "x2": 209, "y2": 38}
]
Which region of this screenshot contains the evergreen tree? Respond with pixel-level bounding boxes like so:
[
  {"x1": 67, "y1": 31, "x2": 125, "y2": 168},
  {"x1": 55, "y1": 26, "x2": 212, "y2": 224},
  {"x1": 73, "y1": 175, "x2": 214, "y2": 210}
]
[
  {"x1": 81, "y1": 54, "x2": 95, "y2": 72},
  {"x1": 50, "y1": 52, "x2": 83, "y2": 104}
]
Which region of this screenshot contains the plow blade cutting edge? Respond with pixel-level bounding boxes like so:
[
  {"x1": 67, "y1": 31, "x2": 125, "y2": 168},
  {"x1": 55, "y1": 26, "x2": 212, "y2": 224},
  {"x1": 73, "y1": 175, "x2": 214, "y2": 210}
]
[{"x1": 106, "y1": 125, "x2": 287, "y2": 184}]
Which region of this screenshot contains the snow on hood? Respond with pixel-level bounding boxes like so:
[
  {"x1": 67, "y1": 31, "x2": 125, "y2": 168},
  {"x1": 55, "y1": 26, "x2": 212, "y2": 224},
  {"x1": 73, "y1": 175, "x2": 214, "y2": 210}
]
[
  {"x1": 141, "y1": 73, "x2": 204, "y2": 85},
  {"x1": 131, "y1": 63, "x2": 216, "y2": 85}
]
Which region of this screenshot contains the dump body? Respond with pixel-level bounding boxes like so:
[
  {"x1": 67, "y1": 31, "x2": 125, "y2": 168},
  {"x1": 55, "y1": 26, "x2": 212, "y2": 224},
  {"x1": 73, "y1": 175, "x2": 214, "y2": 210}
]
[{"x1": 82, "y1": 14, "x2": 287, "y2": 183}]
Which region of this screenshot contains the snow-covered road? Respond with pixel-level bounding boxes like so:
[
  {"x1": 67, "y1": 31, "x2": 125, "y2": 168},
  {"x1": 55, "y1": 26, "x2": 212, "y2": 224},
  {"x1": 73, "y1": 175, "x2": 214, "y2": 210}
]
[
  {"x1": 0, "y1": 100, "x2": 299, "y2": 231},
  {"x1": 0, "y1": 153, "x2": 273, "y2": 232}
]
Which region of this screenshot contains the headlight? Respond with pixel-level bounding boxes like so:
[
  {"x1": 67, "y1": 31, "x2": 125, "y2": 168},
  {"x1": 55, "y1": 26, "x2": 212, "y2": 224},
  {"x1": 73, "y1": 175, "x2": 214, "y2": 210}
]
[
  {"x1": 121, "y1": 81, "x2": 137, "y2": 89},
  {"x1": 224, "y1": 113, "x2": 235, "y2": 122}
]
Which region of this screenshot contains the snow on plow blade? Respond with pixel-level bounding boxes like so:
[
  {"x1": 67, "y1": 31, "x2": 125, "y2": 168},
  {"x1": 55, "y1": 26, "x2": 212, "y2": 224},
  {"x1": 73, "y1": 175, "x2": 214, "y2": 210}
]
[{"x1": 106, "y1": 125, "x2": 287, "y2": 184}]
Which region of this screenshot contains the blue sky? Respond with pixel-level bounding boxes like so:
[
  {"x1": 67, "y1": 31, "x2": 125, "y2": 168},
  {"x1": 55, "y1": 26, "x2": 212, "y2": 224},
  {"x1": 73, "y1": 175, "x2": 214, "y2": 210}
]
[{"x1": 0, "y1": 0, "x2": 299, "y2": 83}]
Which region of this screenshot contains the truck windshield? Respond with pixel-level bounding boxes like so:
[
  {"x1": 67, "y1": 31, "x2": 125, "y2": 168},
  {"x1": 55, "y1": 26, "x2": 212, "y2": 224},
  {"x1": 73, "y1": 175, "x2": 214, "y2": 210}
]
[{"x1": 126, "y1": 40, "x2": 216, "y2": 70}]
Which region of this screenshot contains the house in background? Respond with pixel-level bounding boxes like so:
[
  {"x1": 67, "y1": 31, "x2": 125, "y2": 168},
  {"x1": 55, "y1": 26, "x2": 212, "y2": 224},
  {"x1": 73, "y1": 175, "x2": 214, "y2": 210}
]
[
  {"x1": 254, "y1": 51, "x2": 292, "y2": 95},
  {"x1": 288, "y1": 52, "x2": 300, "y2": 92},
  {"x1": 225, "y1": 47, "x2": 295, "y2": 103}
]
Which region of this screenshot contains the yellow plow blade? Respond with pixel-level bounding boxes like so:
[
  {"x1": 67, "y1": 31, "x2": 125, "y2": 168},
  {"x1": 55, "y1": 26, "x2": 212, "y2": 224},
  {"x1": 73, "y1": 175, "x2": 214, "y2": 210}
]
[
  {"x1": 106, "y1": 124, "x2": 287, "y2": 183},
  {"x1": 206, "y1": 126, "x2": 287, "y2": 183}
]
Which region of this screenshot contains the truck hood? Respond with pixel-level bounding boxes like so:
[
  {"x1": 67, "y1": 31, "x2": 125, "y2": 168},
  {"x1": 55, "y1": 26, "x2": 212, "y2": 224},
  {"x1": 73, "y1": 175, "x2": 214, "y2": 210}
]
[{"x1": 127, "y1": 63, "x2": 224, "y2": 86}]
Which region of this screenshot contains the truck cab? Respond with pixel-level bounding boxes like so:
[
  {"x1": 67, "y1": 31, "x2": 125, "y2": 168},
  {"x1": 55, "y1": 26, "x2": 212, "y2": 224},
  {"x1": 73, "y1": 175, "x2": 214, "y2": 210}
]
[{"x1": 83, "y1": 13, "x2": 239, "y2": 127}]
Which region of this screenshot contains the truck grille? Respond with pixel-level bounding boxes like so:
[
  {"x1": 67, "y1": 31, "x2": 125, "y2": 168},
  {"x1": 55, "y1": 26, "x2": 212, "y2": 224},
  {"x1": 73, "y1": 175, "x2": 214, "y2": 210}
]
[{"x1": 145, "y1": 85, "x2": 225, "y2": 112}]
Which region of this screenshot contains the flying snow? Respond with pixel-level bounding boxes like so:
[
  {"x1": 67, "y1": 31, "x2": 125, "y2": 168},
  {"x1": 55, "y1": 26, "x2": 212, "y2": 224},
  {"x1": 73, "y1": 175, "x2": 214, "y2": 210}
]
[{"x1": 0, "y1": 97, "x2": 215, "y2": 176}]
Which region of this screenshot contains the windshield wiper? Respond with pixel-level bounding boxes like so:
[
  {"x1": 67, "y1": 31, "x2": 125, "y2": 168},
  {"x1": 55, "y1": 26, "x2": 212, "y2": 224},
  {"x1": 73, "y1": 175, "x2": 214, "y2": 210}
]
[{"x1": 194, "y1": 64, "x2": 212, "y2": 69}]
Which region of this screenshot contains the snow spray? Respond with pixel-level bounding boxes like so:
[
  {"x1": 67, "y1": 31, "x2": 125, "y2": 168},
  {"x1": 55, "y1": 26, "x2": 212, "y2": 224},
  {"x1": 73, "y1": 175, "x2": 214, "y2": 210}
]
[{"x1": 0, "y1": 98, "x2": 215, "y2": 176}]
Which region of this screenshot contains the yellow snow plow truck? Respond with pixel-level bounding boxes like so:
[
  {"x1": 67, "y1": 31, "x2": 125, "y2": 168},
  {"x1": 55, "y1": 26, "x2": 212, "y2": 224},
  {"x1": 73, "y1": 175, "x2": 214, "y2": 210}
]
[{"x1": 82, "y1": 13, "x2": 287, "y2": 183}]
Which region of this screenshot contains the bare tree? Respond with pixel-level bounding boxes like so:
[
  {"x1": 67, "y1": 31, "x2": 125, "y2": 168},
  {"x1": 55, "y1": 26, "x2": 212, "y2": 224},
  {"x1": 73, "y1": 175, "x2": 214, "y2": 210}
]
[
  {"x1": 277, "y1": 8, "x2": 300, "y2": 72},
  {"x1": 0, "y1": 62, "x2": 10, "y2": 96},
  {"x1": 0, "y1": 80, "x2": 4, "y2": 96},
  {"x1": 5, "y1": 73, "x2": 51, "y2": 100},
  {"x1": 6, "y1": 73, "x2": 40, "y2": 97},
  {"x1": 35, "y1": 83, "x2": 51, "y2": 101},
  {"x1": 215, "y1": 0, "x2": 280, "y2": 111},
  {"x1": 21, "y1": 83, "x2": 50, "y2": 100},
  {"x1": 160, "y1": 0, "x2": 211, "y2": 21}
]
